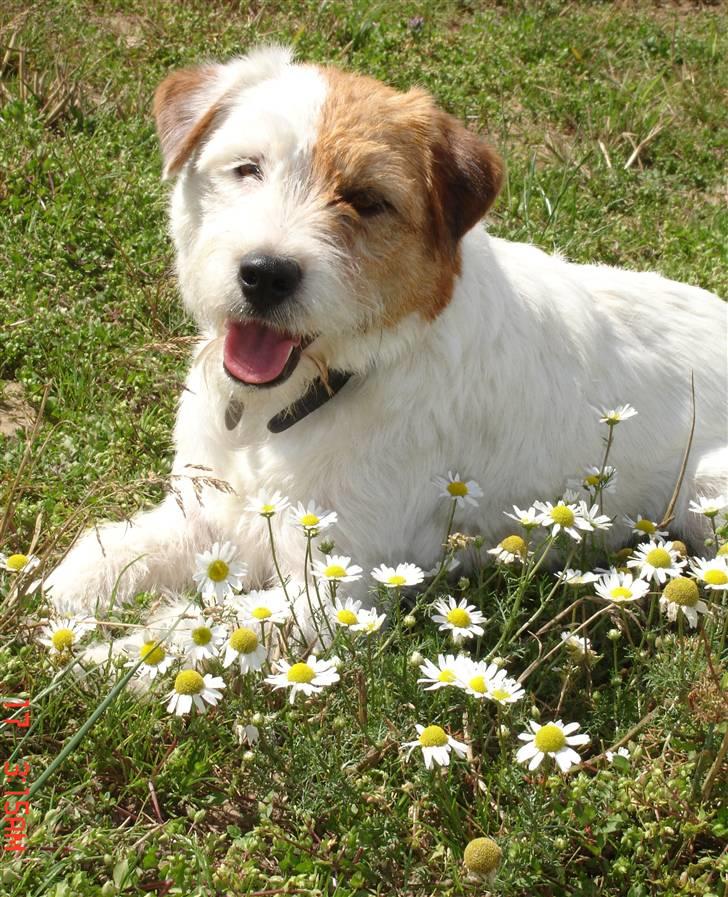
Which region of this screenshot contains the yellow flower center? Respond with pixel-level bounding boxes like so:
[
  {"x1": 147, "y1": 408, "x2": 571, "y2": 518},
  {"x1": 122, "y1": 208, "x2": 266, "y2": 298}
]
[
  {"x1": 646, "y1": 548, "x2": 671, "y2": 569},
  {"x1": 260, "y1": 503, "x2": 276, "y2": 514},
  {"x1": 6, "y1": 553, "x2": 29, "y2": 571},
  {"x1": 51, "y1": 628, "x2": 75, "y2": 651},
  {"x1": 671, "y1": 540, "x2": 688, "y2": 557},
  {"x1": 140, "y1": 641, "x2": 166, "y2": 666},
  {"x1": 584, "y1": 474, "x2": 601, "y2": 487},
  {"x1": 174, "y1": 669, "x2": 204, "y2": 695},
  {"x1": 550, "y1": 506, "x2": 575, "y2": 527},
  {"x1": 490, "y1": 688, "x2": 511, "y2": 702},
  {"x1": 191, "y1": 626, "x2": 212, "y2": 646},
  {"x1": 447, "y1": 607, "x2": 471, "y2": 628},
  {"x1": 704, "y1": 569, "x2": 728, "y2": 586},
  {"x1": 251, "y1": 607, "x2": 272, "y2": 620},
  {"x1": 610, "y1": 586, "x2": 633, "y2": 601},
  {"x1": 533, "y1": 723, "x2": 566, "y2": 753},
  {"x1": 635, "y1": 519, "x2": 656, "y2": 534},
  {"x1": 447, "y1": 481, "x2": 468, "y2": 497},
  {"x1": 463, "y1": 837, "x2": 502, "y2": 875},
  {"x1": 663, "y1": 577, "x2": 699, "y2": 607},
  {"x1": 324, "y1": 564, "x2": 348, "y2": 578},
  {"x1": 387, "y1": 574, "x2": 407, "y2": 586},
  {"x1": 300, "y1": 513, "x2": 320, "y2": 527},
  {"x1": 207, "y1": 559, "x2": 229, "y2": 582},
  {"x1": 418, "y1": 725, "x2": 448, "y2": 747},
  {"x1": 287, "y1": 662, "x2": 315, "y2": 684},
  {"x1": 499, "y1": 535, "x2": 527, "y2": 557},
  {"x1": 229, "y1": 627, "x2": 259, "y2": 654},
  {"x1": 438, "y1": 669, "x2": 456, "y2": 683},
  {"x1": 468, "y1": 675, "x2": 487, "y2": 694},
  {"x1": 336, "y1": 609, "x2": 358, "y2": 625}
]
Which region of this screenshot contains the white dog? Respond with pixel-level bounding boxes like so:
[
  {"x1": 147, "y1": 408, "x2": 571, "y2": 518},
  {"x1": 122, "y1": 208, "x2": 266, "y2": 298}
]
[{"x1": 46, "y1": 46, "x2": 727, "y2": 615}]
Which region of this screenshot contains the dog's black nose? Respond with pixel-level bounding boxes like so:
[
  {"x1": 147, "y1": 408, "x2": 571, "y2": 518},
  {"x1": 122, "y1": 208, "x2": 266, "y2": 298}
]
[{"x1": 238, "y1": 254, "x2": 302, "y2": 307}]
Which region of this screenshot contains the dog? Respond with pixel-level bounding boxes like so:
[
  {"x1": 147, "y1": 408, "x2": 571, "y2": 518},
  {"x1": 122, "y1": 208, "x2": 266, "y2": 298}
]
[{"x1": 45, "y1": 45, "x2": 727, "y2": 616}]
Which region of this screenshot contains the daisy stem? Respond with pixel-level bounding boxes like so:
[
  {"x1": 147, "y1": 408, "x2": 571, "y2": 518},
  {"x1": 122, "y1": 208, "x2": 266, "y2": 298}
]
[
  {"x1": 266, "y1": 516, "x2": 290, "y2": 603},
  {"x1": 305, "y1": 535, "x2": 334, "y2": 645},
  {"x1": 416, "y1": 499, "x2": 458, "y2": 606},
  {"x1": 598, "y1": 425, "x2": 615, "y2": 513}
]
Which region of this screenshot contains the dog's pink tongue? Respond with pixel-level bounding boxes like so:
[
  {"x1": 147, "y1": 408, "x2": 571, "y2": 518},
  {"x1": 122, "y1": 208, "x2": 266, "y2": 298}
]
[{"x1": 224, "y1": 321, "x2": 299, "y2": 384}]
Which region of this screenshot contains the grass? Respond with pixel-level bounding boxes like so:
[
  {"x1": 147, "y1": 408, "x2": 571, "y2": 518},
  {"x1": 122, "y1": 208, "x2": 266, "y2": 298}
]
[{"x1": 1, "y1": 2, "x2": 727, "y2": 895}]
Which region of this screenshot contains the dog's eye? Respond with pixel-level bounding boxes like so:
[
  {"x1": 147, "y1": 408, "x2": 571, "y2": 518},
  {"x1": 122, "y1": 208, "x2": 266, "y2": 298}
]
[
  {"x1": 341, "y1": 190, "x2": 391, "y2": 218},
  {"x1": 233, "y1": 161, "x2": 262, "y2": 181}
]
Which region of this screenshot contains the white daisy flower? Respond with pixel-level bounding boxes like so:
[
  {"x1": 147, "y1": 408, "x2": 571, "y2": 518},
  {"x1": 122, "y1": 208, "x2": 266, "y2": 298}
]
[
  {"x1": 516, "y1": 720, "x2": 589, "y2": 772},
  {"x1": 222, "y1": 626, "x2": 267, "y2": 673},
  {"x1": 581, "y1": 465, "x2": 618, "y2": 494},
  {"x1": 371, "y1": 562, "x2": 424, "y2": 588},
  {"x1": 417, "y1": 654, "x2": 468, "y2": 691},
  {"x1": 599, "y1": 404, "x2": 638, "y2": 425},
  {"x1": 332, "y1": 596, "x2": 363, "y2": 627},
  {"x1": 431, "y1": 595, "x2": 486, "y2": 643},
  {"x1": 288, "y1": 501, "x2": 337, "y2": 533},
  {"x1": 690, "y1": 556, "x2": 728, "y2": 591},
  {"x1": 594, "y1": 570, "x2": 650, "y2": 604},
  {"x1": 605, "y1": 746, "x2": 630, "y2": 763},
  {"x1": 234, "y1": 588, "x2": 291, "y2": 627},
  {"x1": 166, "y1": 670, "x2": 225, "y2": 716},
  {"x1": 432, "y1": 471, "x2": 483, "y2": 508},
  {"x1": 265, "y1": 655, "x2": 340, "y2": 704},
  {"x1": 560, "y1": 631, "x2": 599, "y2": 663},
  {"x1": 534, "y1": 500, "x2": 592, "y2": 542},
  {"x1": 245, "y1": 491, "x2": 290, "y2": 518},
  {"x1": 38, "y1": 615, "x2": 95, "y2": 655},
  {"x1": 456, "y1": 658, "x2": 499, "y2": 698},
  {"x1": 688, "y1": 495, "x2": 727, "y2": 519},
  {"x1": 504, "y1": 505, "x2": 540, "y2": 530},
  {"x1": 125, "y1": 630, "x2": 177, "y2": 680},
  {"x1": 1, "y1": 552, "x2": 40, "y2": 573},
  {"x1": 626, "y1": 540, "x2": 685, "y2": 584},
  {"x1": 193, "y1": 541, "x2": 246, "y2": 603},
  {"x1": 423, "y1": 556, "x2": 461, "y2": 578},
  {"x1": 174, "y1": 615, "x2": 227, "y2": 665},
  {"x1": 659, "y1": 577, "x2": 710, "y2": 629},
  {"x1": 403, "y1": 724, "x2": 468, "y2": 769},
  {"x1": 351, "y1": 608, "x2": 386, "y2": 635},
  {"x1": 556, "y1": 568, "x2": 599, "y2": 587},
  {"x1": 623, "y1": 515, "x2": 668, "y2": 539},
  {"x1": 485, "y1": 670, "x2": 525, "y2": 705},
  {"x1": 577, "y1": 501, "x2": 613, "y2": 531},
  {"x1": 311, "y1": 554, "x2": 363, "y2": 584},
  {"x1": 487, "y1": 534, "x2": 529, "y2": 564}
]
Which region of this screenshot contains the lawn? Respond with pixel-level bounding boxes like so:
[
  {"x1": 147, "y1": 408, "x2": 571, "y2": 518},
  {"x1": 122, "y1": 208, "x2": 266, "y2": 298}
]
[{"x1": 1, "y1": 2, "x2": 727, "y2": 896}]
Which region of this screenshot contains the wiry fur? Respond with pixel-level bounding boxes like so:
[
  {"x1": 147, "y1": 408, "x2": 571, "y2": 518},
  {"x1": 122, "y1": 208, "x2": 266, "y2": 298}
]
[{"x1": 45, "y1": 47, "x2": 728, "y2": 617}]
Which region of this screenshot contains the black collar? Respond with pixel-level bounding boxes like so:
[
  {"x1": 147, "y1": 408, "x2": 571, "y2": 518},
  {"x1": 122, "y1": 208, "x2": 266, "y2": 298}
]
[{"x1": 224, "y1": 370, "x2": 353, "y2": 434}]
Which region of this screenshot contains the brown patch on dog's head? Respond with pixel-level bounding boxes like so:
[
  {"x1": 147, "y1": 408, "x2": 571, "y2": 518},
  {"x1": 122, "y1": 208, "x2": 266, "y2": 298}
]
[{"x1": 311, "y1": 66, "x2": 502, "y2": 326}]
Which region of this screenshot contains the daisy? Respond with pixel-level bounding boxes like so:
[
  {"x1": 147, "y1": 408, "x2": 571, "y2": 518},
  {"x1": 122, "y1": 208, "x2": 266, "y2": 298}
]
[
  {"x1": 599, "y1": 404, "x2": 638, "y2": 425},
  {"x1": 38, "y1": 615, "x2": 95, "y2": 655},
  {"x1": 623, "y1": 514, "x2": 668, "y2": 539},
  {"x1": 311, "y1": 554, "x2": 363, "y2": 584},
  {"x1": 265, "y1": 655, "x2": 340, "y2": 704},
  {"x1": 193, "y1": 541, "x2": 246, "y2": 603},
  {"x1": 560, "y1": 631, "x2": 599, "y2": 663},
  {"x1": 688, "y1": 495, "x2": 727, "y2": 519},
  {"x1": 1, "y1": 552, "x2": 40, "y2": 573},
  {"x1": 594, "y1": 570, "x2": 650, "y2": 604},
  {"x1": 245, "y1": 491, "x2": 290, "y2": 518},
  {"x1": 659, "y1": 577, "x2": 709, "y2": 628},
  {"x1": 351, "y1": 608, "x2": 386, "y2": 635},
  {"x1": 371, "y1": 562, "x2": 424, "y2": 588},
  {"x1": 534, "y1": 500, "x2": 592, "y2": 542},
  {"x1": 234, "y1": 589, "x2": 290, "y2": 627},
  {"x1": 174, "y1": 615, "x2": 227, "y2": 665},
  {"x1": 332, "y1": 596, "x2": 363, "y2": 627},
  {"x1": 627, "y1": 540, "x2": 685, "y2": 584},
  {"x1": 456, "y1": 658, "x2": 499, "y2": 698},
  {"x1": 124, "y1": 630, "x2": 177, "y2": 680},
  {"x1": 403, "y1": 724, "x2": 468, "y2": 769},
  {"x1": 463, "y1": 837, "x2": 502, "y2": 883},
  {"x1": 487, "y1": 535, "x2": 529, "y2": 564},
  {"x1": 504, "y1": 505, "x2": 540, "y2": 530},
  {"x1": 516, "y1": 720, "x2": 589, "y2": 772},
  {"x1": 556, "y1": 568, "x2": 599, "y2": 587},
  {"x1": 485, "y1": 670, "x2": 525, "y2": 705},
  {"x1": 431, "y1": 595, "x2": 486, "y2": 643},
  {"x1": 690, "y1": 556, "x2": 728, "y2": 591},
  {"x1": 222, "y1": 626, "x2": 267, "y2": 673},
  {"x1": 166, "y1": 670, "x2": 225, "y2": 716},
  {"x1": 417, "y1": 654, "x2": 468, "y2": 690},
  {"x1": 578, "y1": 501, "x2": 613, "y2": 531},
  {"x1": 432, "y1": 471, "x2": 483, "y2": 508},
  {"x1": 605, "y1": 746, "x2": 630, "y2": 763},
  {"x1": 581, "y1": 465, "x2": 617, "y2": 494},
  {"x1": 288, "y1": 501, "x2": 337, "y2": 533}
]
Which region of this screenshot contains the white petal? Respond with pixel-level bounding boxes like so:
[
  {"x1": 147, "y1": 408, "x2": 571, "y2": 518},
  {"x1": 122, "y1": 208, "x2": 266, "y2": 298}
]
[
  {"x1": 528, "y1": 751, "x2": 544, "y2": 771},
  {"x1": 516, "y1": 742, "x2": 538, "y2": 763}
]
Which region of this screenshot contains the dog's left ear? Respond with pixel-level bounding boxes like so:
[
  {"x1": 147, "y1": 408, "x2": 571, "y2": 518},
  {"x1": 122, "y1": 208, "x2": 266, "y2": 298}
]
[{"x1": 429, "y1": 110, "x2": 503, "y2": 250}]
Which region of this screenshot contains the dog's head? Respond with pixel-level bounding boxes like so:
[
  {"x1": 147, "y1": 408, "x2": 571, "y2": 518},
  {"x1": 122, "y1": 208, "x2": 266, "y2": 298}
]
[{"x1": 154, "y1": 46, "x2": 502, "y2": 391}]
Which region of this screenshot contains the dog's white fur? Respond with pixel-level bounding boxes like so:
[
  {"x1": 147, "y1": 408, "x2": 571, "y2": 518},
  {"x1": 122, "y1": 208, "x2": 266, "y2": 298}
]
[{"x1": 46, "y1": 47, "x2": 727, "y2": 616}]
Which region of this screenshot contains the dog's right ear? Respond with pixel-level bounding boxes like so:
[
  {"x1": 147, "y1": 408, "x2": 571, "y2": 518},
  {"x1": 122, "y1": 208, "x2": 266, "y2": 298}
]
[{"x1": 153, "y1": 46, "x2": 294, "y2": 180}]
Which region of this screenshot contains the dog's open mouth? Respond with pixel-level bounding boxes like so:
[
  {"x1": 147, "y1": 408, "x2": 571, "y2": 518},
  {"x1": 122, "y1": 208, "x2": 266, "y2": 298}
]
[{"x1": 223, "y1": 320, "x2": 308, "y2": 388}]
